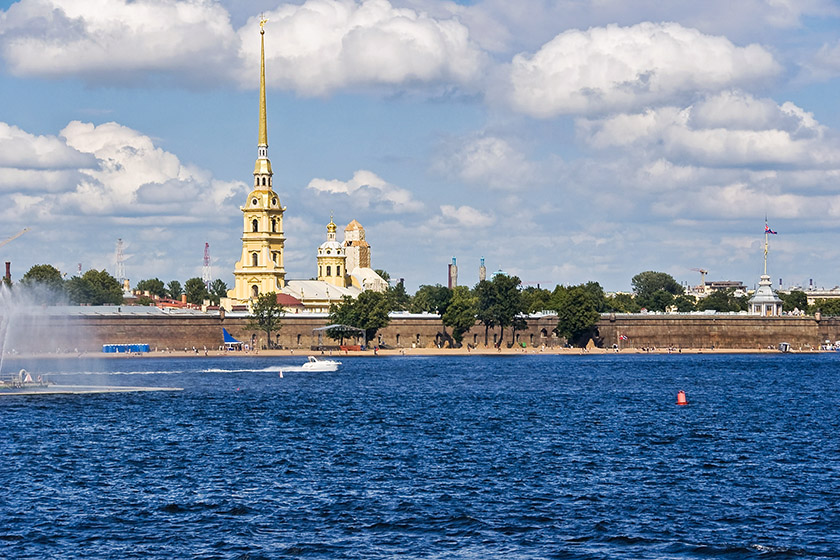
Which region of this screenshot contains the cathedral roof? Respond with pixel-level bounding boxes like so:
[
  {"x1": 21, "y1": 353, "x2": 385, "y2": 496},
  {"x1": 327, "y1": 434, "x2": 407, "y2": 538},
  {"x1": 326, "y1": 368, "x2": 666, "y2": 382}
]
[{"x1": 345, "y1": 219, "x2": 363, "y2": 231}]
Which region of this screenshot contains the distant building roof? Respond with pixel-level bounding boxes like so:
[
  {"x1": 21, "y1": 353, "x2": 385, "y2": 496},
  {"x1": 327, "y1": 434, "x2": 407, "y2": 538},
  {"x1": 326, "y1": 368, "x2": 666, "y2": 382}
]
[
  {"x1": 276, "y1": 293, "x2": 304, "y2": 307},
  {"x1": 283, "y1": 280, "x2": 361, "y2": 301}
]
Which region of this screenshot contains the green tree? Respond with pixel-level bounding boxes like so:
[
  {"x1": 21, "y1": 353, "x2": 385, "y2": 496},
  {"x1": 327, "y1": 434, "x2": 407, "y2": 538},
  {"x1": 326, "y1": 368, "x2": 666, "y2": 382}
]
[
  {"x1": 606, "y1": 292, "x2": 641, "y2": 313},
  {"x1": 474, "y1": 274, "x2": 525, "y2": 347},
  {"x1": 80, "y1": 269, "x2": 123, "y2": 305},
  {"x1": 65, "y1": 276, "x2": 94, "y2": 305},
  {"x1": 475, "y1": 280, "x2": 497, "y2": 346},
  {"x1": 386, "y1": 280, "x2": 411, "y2": 311},
  {"x1": 521, "y1": 286, "x2": 553, "y2": 313},
  {"x1": 644, "y1": 289, "x2": 675, "y2": 312},
  {"x1": 673, "y1": 294, "x2": 697, "y2": 312},
  {"x1": 410, "y1": 284, "x2": 452, "y2": 314},
  {"x1": 184, "y1": 277, "x2": 208, "y2": 304},
  {"x1": 780, "y1": 290, "x2": 808, "y2": 313},
  {"x1": 696, "y1": 289, "x2": 743, "y2": 312},
  {"x1": 208, "y1": 279, "x2": 228, "y2": 306},
  {"x1": 630, "y1": 270, "x2": 685, "y2": 307},
  {"x1": 555, "y1": 284, "x2": 602, "y2": 346},
  {"x1": 135, "y1": 278, "x2": 166, "y2": 298},
  {"x1": 246, "y1": 292, "x2": 284, "y2": 348},
  {"x1": 492, "y1": 274, "x2": 525, "y2": 347},
  {"x1": 167, "y1": 280, "x2": 183, "y2": 300},
  {"x1": 442, "y1": 286, "x2": 478, "y2": 345},
  {"x1": 20, "y1": 264, "x2": 65, "y2": 303},
  {"x1": 327, "y1": 291, "x2": 391, "y2": 344},
  {"x1": 811, "y1": 298, "x2": 840, "y2": 316}
]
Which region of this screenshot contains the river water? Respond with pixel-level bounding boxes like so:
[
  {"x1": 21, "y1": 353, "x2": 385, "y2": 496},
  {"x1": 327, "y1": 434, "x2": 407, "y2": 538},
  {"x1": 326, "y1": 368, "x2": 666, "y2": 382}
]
[{"x1": 1, "y1": 353, "x2": 838, "y2": 559}]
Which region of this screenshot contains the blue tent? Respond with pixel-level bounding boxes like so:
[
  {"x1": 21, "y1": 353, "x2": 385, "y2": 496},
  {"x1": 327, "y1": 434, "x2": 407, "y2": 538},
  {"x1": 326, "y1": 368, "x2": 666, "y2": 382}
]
[{"x1": 222, "y1": 328, "x2": 243, "y2": 349}]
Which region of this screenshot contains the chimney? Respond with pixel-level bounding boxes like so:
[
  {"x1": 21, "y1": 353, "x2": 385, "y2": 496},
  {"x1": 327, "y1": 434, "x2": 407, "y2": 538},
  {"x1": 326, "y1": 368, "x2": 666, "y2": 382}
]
[
  {"x1": 448, "y1": 257, "x2": 458, "y2": 289},
  {"x1": 181, "y1": 294, "x2": 187, "y2": 304},
  {"x1": 4, "y1": 262, "x2": 10, "y2": 282}
]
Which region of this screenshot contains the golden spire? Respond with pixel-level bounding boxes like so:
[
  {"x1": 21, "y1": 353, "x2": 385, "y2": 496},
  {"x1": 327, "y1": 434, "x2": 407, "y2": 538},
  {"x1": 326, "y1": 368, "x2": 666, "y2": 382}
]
[
  {"x1": 254, "y1": 17, "x2": 272, "y2": 178},
  {"x1": 258, "y1": 17, "x2": 268, "y2": 148}
]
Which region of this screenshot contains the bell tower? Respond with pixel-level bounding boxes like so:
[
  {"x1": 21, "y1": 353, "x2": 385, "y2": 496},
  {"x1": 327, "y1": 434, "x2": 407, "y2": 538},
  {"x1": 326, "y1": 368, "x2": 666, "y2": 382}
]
[{"x1": 229, "y1": 19, "x2": 286, "y2": 305}]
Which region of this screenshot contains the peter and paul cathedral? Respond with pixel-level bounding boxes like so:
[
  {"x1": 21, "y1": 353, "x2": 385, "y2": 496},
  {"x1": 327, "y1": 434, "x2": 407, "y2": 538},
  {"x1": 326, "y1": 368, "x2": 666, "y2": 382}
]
[
  {"x1": 224, "y1": 21, "x2": 387, "y2": 313},
  {"x1": 228, "y1": 18, "x2": 287, "y2": 305}
]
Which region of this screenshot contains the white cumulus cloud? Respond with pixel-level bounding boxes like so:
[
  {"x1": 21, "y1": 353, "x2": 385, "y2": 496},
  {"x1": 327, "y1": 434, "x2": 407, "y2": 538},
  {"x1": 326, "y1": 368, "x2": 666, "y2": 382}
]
[
  {"x1": 439, "y1": 204, "x2": 494, "y2": 228},
  {"x1": 579, "y1": 92, "x2": 839, "y2": 168},
  {"x1": 0, "y1": 0, "x2": 239, "y2": 84},
  {"x1": 306, "y1": 169, "x2": 423, "y2": 213},
  {"x1": 0, "y1": 0, "x2": 485, "y2": 93},
  {"x1": 0, "y1": 120, "x2": 246, "y2": 222},
  {"x1": 240, "y1": 0, "x2": 486, "y2": 95},
  {"x1": 504, "y1": 22, "x2": 780, "y2": 117},
  {"x1": 434, "y1": 135, "x2": 536, "y2": 190}
]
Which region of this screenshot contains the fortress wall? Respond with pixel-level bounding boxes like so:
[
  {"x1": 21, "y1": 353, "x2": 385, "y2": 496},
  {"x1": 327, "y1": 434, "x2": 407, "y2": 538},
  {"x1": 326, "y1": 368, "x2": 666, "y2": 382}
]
[
  {"x1": 222, "y1": 314, "x2": 562, "y2": 350},
  {"x1": 596, "y1": 314, "x2": 840, "y2": 349},
  {"x1": 10, "y1": 312, "x2": 840, "y2": 353}
]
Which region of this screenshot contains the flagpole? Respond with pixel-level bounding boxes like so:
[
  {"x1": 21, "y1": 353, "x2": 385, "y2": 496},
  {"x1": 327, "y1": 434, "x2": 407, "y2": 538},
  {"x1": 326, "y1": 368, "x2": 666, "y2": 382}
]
[{"x1": 763, "y1": 217, "x2": 769, "y2": 277}]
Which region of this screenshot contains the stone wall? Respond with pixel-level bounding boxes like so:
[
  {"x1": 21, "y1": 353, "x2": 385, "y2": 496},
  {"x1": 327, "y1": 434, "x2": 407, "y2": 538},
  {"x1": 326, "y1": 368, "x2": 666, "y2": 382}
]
[
  {"x1": 222, "y1": 314, "x2": 563, "y2": 350},
  {"x1": 597, "y1": 313, "x2": 840, "y2": 349},
  {"x1": 8, "y1": 311, "x2": 840, "y2": 353}
]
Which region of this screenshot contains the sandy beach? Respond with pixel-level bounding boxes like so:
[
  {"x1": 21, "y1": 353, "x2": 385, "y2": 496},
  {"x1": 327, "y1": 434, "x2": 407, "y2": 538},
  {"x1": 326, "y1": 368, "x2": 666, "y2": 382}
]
[{"x1": 41, "y1": 343, "x2": 814, "y2": 360}]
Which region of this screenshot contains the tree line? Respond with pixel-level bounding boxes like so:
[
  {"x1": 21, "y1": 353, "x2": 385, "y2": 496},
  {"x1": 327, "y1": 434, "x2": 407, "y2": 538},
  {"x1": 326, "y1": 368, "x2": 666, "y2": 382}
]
[
  {"x1": 13, "y1": 264, "x2": 229, "y2": 306},
  {"x1": 15, "y1": 265, "x2": 837, "y2": 348}
]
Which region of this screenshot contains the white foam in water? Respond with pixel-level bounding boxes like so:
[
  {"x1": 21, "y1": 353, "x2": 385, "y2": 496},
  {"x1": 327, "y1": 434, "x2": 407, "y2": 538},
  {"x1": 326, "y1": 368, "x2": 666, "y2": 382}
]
[{"x1": 202, "y1": 366, "x2": 284, "y2": 373}]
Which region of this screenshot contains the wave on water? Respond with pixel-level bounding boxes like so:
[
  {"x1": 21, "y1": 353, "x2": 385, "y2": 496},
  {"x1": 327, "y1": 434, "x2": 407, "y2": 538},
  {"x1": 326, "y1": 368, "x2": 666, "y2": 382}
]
[{"x1": 202, "y1": 366, "x2": 283, "y2": 373}]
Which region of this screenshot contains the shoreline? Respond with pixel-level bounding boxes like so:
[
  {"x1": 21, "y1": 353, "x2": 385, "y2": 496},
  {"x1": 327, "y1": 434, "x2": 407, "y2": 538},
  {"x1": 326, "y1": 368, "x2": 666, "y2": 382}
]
[{"x1": 2, "y1": 345, "x2": 823, "y2": 361}]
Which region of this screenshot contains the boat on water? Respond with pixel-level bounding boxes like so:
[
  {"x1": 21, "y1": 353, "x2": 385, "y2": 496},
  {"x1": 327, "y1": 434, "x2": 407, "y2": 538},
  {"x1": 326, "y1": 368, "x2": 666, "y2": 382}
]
[
  {"x1": 300, "y1": 355, "x2": 341, "y2": 372},
  {"x1": 277, "y1": 355, "x2": 342, "y2": 374}
]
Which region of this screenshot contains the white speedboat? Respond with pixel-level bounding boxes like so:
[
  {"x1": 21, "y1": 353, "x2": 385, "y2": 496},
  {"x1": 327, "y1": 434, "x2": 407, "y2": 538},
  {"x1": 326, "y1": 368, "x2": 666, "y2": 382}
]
[
  {"x1": 278, "y1": 355, "x2": 342, "y2": 373},
  {"x1": 301, "y1": 355, "x2": 341, "y2": 371}
]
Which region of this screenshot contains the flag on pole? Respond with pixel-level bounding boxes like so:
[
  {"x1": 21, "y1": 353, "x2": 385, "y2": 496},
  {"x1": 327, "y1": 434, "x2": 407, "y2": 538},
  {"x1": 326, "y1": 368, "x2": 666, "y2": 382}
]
[{"x1": 765, "y1": 224, "x2": 777, "y2": 235}]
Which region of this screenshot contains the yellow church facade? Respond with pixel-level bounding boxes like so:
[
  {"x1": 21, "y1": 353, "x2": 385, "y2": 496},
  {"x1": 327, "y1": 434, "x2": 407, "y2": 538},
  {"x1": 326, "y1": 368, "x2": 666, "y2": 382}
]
[{"x1": 223, "y1": 23, "x2": 385, "y2": 313}]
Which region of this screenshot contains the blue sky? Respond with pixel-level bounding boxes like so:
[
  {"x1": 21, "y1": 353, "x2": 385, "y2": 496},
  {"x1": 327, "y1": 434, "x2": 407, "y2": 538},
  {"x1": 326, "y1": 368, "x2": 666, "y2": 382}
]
[{"x1": 1, "y1": 0, "x2": 839, "y2": 293}]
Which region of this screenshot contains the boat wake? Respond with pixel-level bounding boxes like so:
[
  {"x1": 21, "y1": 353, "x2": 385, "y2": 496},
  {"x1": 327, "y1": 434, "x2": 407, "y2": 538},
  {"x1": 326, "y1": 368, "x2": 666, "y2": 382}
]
[{"x1": 202, "y1": 366, "x2": 283, "y2": 373}]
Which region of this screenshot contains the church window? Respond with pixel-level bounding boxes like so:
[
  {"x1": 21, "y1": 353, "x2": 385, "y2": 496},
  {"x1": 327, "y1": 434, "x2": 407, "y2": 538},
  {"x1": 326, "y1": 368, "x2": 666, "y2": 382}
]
[
  {"x1": 262, "y1": 177, "x2": 266, "y2": 186},
  {"x1": 271, "y1": 219, "x2": 277, "y2": 232},
  {"x1": 326, "y1": 265, "x2": 331, "y2": 276},
  {"x1": 252, "y1": 198, "x2": 258, "y2": 206},
  {"x1": 336, "y1": 266, "x2": 341, "y2": 276},
  {"x1": 272, "y1": 198, "x2": 277, "y2": 206},
  {"x1": 326, "y1": 249, "x2": 331, "y2": 255},
  {"x1": 319, "y1": 266, "x2": 322, "y2": 277},
  {"x1": 251, "y1": 285, "x2": 259, "y2": 298},
  {"x1": 252, "y1": 219, "x2": 259, "y2": 232},
  {"x1": 251, "y1": 253, "x2": 258, "y2": 267}
]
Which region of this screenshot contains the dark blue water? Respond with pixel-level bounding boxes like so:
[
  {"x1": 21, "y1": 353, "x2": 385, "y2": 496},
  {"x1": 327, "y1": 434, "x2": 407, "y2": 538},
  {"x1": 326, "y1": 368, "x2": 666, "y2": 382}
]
[{"x1": 1, "y1": 354, "x2": 838, "y2": 559}]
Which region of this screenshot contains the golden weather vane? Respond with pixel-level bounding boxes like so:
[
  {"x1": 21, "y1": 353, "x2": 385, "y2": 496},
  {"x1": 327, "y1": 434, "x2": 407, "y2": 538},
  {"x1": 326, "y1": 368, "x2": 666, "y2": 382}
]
[{"x1": 260, "y1": 14, "x2": 268, "y2": 32}]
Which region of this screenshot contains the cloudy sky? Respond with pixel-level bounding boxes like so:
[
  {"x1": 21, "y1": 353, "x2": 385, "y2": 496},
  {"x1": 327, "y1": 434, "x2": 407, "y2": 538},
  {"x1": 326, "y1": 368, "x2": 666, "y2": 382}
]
[{"x1": 1, "y1": 0, "x2": 839, "y2": 293}]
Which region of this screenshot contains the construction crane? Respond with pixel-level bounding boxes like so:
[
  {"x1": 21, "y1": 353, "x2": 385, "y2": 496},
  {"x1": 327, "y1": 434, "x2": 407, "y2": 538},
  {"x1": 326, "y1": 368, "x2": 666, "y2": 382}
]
[
  {"x1": 0, "y1": 227, "x2": 30, "y2": 250},
  {"x1": 690, "y1": 267, "x2": 708, "y2": 293}
]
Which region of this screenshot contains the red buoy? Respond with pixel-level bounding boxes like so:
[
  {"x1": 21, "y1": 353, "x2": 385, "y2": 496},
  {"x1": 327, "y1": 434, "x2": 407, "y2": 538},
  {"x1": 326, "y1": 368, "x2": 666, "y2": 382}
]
[{"x1": 676, "y1": 390, "x2": 688, "y2": 405}]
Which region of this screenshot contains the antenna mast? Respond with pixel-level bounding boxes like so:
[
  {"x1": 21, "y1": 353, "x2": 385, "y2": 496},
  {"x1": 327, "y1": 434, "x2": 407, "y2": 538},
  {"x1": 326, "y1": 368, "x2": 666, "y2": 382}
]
[
  {"x1": 115, "y1": 239, "x2": 125, "y2": 284},
  {"x1": 203, "y1": 242, "x2": 212, "y2": 290}
]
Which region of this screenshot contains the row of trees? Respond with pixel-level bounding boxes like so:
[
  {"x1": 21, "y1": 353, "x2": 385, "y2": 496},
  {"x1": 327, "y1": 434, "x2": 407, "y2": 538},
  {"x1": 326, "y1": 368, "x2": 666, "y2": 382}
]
[
  {"x1": 16, "y1": 264, "x2": 229, "y2": 306},
  {"x1": 321, "y1": 274, "x2": 605, "y2": 348},
  {"x1": 17, "y1": 263, "x2": 838, "y2": 348},
  {"x1": 134, "y1": 277, "x2": 228, "y2": 306}
]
